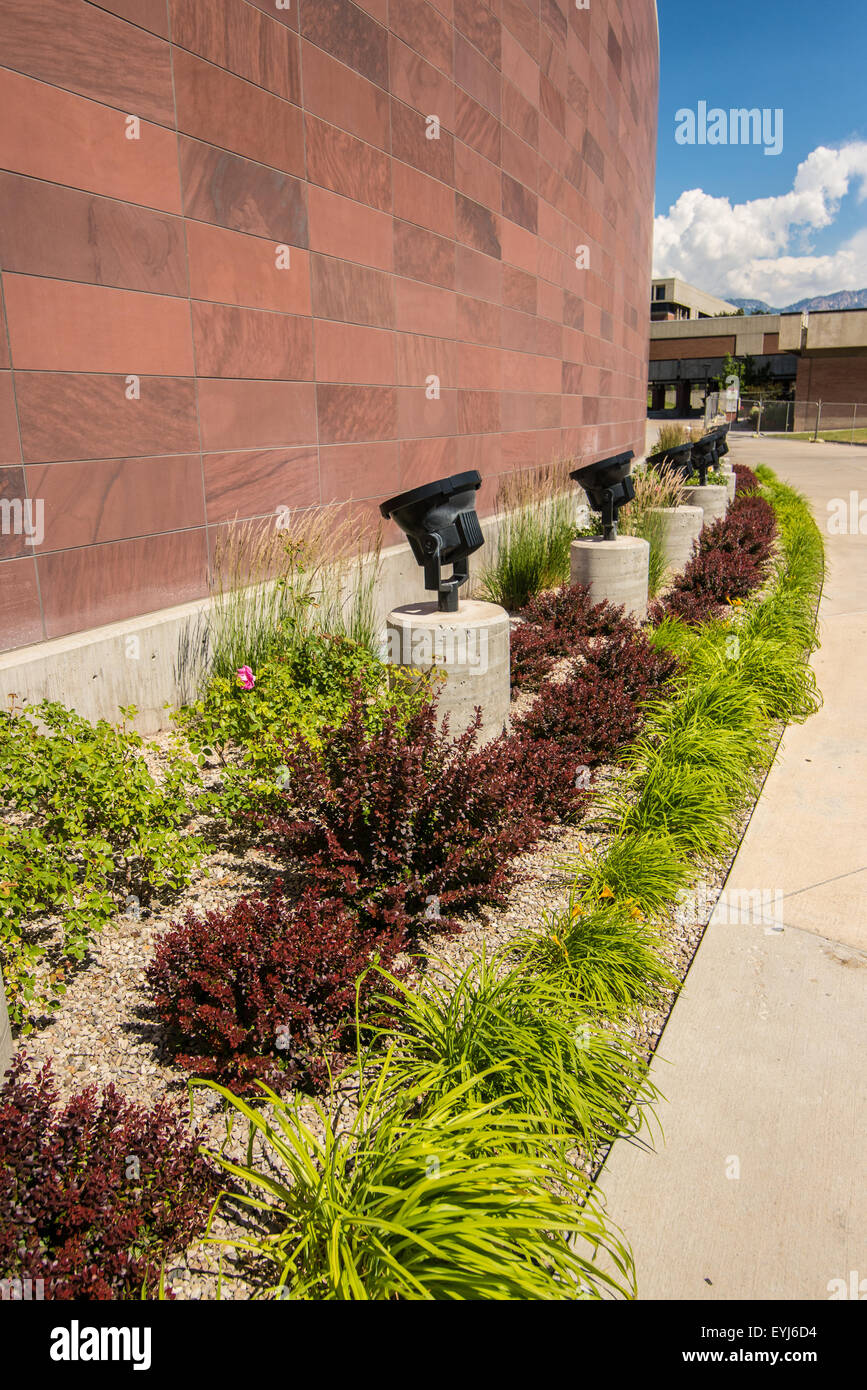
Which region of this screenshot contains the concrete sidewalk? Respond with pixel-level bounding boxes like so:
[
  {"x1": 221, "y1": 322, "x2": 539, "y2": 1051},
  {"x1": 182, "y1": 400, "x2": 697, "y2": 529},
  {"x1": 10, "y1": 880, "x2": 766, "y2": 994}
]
[{"x1": 596, "y1": 439, "x2": 867, "y2": 1300}]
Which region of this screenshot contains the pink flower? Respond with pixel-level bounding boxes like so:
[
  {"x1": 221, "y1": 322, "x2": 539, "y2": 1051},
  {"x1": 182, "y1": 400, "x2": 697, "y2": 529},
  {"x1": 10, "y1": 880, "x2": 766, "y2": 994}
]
[{"x1": 236, "y1": 665, "x2": 255, "y2": 691}]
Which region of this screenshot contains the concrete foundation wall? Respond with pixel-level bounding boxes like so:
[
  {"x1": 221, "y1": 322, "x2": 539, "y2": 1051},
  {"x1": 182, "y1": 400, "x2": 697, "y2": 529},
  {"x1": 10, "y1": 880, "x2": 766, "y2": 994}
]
[{"x1": 0, "y1": 502, "x2": 584, "y2": 732}]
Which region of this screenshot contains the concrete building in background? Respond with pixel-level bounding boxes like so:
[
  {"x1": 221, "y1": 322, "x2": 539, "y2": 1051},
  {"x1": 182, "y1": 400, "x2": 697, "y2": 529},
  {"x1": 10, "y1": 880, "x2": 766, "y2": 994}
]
[
  {"x1": 649, "y1": 312, "x2": 794, "y2": 415},
  {"x1": 0, "y1": 0, "x2": 660, "y2": 659},
  {"x1": 650, "y1": 276, "x2": 738, "y2": 322},
  {"x1": 648, "y1": 306, "x2": 867, "y2": 418},
  {"x1": 778, "y1": 309, "x2": 867, "y2": 425}
]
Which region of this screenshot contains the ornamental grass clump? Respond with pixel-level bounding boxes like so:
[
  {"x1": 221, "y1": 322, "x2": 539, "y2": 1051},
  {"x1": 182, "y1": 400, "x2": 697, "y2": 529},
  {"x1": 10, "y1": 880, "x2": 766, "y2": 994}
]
[
  {"x1": 206, "y1": 505, "x2": 382, "y2": 681},
  {"x1": 477, "y1": 461, "x2": 578, "y2": 611},
  {"x1": 570, "y1": 470, "x2": 823, "y2": 925},
  {"x1": 653, "y1": 423, "x2": 689, "y2": 453},
  {"x1": 369, "y1": 954, "x2": 659, "y2": 1153},
  {"x1": 0, "y1": 1056, "x2": 216, "y2": 1300},
  {"x1": 757, "y1": 469, "x2": 825, "y2": 607},
  {"x1": 195, "y1": 1064, "x2": 637, "y2": 1300},
  {"x1": 618, "y1": 465, "x2": 687, "y2": 598},
  {"x1": 520, "y1": 894, "x2": 676, "y2": 1017},
  {"x1": 569, "y1": 830, "x2": 692, "y2": 918}
]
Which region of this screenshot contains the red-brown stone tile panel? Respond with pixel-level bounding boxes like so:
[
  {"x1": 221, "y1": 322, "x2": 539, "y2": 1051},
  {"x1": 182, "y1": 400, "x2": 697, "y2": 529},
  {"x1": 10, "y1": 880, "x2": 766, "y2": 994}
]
[{"x1": 0, "y1": 0, "x2": 657, "y2": 651}]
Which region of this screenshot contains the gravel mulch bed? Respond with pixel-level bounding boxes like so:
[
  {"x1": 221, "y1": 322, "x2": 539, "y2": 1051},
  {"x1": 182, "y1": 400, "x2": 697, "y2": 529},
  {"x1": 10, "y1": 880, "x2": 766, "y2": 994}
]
[
  {"x1": 10, "y1": 599, "x2": 780, "y2": 1300},
  {"x1": 13, "y1": 750, "x2": 761, "y2": 1301}
]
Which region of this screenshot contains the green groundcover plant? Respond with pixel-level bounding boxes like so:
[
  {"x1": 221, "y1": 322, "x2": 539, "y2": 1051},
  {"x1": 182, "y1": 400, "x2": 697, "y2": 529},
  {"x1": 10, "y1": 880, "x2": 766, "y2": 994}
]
[
  {"x1": 0, "y1": 702, "x2": 202, "y2": 1027},
  {"x1": 177, "y1": 628, "x2": 425, "y2": 771},
  {"x1": 177, "y1": 627, "x2": 429, "y2": 829}
]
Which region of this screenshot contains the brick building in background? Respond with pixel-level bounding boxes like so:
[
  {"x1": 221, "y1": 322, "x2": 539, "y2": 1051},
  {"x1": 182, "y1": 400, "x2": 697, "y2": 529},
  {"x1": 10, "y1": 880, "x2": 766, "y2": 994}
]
[
  {"x1": 649, "y1": 308, "x2": 867, "y2": 422},
  {"x1": 0, "y1": 0, "x2": 659, "y2": 653}
]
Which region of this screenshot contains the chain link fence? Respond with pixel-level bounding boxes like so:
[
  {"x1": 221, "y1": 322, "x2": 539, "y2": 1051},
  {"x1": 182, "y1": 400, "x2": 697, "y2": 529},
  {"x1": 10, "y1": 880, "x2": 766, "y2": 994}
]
[{"x1": 706, "y1": 395, "x2": 867, "y2": 443}]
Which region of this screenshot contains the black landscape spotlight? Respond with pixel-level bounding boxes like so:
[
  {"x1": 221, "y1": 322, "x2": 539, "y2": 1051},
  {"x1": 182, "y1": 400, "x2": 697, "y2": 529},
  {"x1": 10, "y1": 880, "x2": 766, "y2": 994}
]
[
  {"x1": 570, "y1": 450, "x2": 635, "y2": 541},
  {"x1": 711, "y1": 423, "x2": 730, "y2": 459},
  {"x1": 380, "y1": 470, "x2": 484, "y2": 612},
  {"x1": 690, "y1": 433, "x2": 718, "y2": 485},
  {"x1": 647, "y1": 438, "x2": 694, "y2": 481}
]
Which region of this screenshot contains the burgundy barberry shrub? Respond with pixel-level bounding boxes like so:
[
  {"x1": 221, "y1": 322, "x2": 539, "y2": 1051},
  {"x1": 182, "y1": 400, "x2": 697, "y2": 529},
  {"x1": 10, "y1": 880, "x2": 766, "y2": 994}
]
[
  {"x1": 519, "y1": 582, "x2": 629, "y2": 646},
  {"x1": 513, "y1": 628, "x2": 678, "y2": 767},
  {"x1": 649, "y1": 589, "x2": 725, "y2": 626},
  {"x1": 266, "y1": 695, "x2": 548, "y2": 926},
  {"x1": 493, "y1": 731, "x2": 593, "y2": 823},
  {"x1": 575, "y1": 629, "x2": 680, "y2": 704},
  {"x1": 510, "y1": 584, "x2": 631, "y2": 692},
  {"x1": 676, "y1": 546, "x2": 763, "y2": 603},
  {"x1": 726, "y1": 494, "x2": 776, "y2": 554},
  {"x1": 0, "y1": 1055, "x2": 216, "y2": 1300},
  {"x1": 513, "y1": 671, "x2": 644, "y2": 766},
  {"x1": 698, "y1": 496, "x2": 776, "y2": 563},
  {"x1": 652, "y1": 490, "x2": 776, "y2": 624},
  {"x1": 733, "y1": 462, "x2": 760, "y2": 494},
  {"x1": 509, "y1": 619, "x2": 557, "y2": 692},
  {"x1": 147, "y1": 886, "x2": 405, "y2": 1093}
]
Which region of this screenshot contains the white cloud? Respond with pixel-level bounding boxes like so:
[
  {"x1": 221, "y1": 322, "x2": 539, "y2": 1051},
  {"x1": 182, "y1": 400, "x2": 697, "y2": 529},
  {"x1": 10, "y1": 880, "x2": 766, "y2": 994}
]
[{"x1": 653, "y1": 142, "x2": 867, "y2": 304}]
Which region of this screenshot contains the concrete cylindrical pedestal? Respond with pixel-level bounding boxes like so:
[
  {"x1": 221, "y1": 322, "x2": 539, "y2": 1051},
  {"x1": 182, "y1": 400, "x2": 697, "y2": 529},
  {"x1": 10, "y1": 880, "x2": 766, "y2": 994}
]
[
  {"x1": 683, "y1": 484, "x2": 728, "y2": 526},
  {"x1": 385, "y1": 599, "x2": 510, "y2": 743},
  {"x1": 570, "y1": 535, "x2": 650, "y2": 620},
  {"x1": 649, "y1": 505, "x2": 703, "y2": 575},
  {"x1": 0, "y1": 971, "x2": 12, "y2": 1080}
]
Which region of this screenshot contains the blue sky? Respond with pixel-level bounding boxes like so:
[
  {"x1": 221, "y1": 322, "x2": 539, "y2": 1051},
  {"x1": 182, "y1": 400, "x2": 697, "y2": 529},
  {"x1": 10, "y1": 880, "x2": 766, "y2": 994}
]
[{"x1": 653, "y1": 0, "x2": 867, "y2": 303}]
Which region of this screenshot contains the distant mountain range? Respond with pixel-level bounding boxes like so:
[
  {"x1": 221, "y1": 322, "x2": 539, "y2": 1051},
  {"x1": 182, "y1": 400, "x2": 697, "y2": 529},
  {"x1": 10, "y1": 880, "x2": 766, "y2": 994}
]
[{"x1": 726, "y1": 289, "x2": 867, "y2": 315}]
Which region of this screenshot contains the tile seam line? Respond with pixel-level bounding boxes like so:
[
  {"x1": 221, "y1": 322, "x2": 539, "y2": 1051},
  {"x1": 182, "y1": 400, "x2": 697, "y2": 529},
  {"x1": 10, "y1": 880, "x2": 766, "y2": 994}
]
[
  {"x1": 0, "y1": 166, "x2": 184, "y2": 221},
  {"x1": 85, "y1": 0, "x2": 171, "y2": 42},
  {"x1": 6, "y1": 425, "x2": 621, "y2": 474}
]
